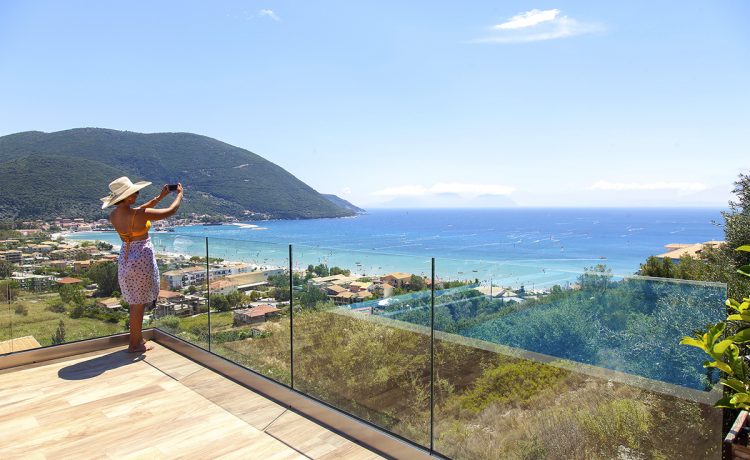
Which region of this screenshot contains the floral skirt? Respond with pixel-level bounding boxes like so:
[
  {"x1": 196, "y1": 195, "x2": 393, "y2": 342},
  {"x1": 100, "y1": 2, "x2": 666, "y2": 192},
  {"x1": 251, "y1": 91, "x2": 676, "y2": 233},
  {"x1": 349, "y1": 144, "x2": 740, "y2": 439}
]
[{"x1": 118, "y1": 239, "x2": 160, "y2": 305}]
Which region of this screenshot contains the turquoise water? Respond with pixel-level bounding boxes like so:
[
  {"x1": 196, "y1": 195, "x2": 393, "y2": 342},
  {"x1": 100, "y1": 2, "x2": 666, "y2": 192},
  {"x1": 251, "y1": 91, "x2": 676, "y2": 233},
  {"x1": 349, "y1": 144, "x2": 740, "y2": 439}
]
[{"x1": 71, "y1": 208, "x2": 723, "y2": 288}]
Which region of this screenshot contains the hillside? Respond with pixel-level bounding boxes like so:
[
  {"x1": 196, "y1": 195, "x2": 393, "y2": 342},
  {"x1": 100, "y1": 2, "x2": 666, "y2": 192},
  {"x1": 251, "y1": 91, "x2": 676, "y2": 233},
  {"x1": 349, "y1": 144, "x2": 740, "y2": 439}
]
[
  {"x1": 0, "y1": 128, "x2": 356, "y2": 220},
  {"x1": 322, "y1": 194, "x2": 366, "y2": 214}
]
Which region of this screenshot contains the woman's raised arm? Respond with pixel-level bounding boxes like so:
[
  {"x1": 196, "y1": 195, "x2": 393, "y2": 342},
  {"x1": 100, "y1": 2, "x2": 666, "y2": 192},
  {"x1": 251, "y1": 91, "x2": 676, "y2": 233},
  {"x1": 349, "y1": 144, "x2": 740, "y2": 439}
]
[
  {"x1": 136, "y1": 185, "x2": 170, "y2": 210},
  {"x1": 143, "y1": 184, "x2": 183, "y2": 221}
]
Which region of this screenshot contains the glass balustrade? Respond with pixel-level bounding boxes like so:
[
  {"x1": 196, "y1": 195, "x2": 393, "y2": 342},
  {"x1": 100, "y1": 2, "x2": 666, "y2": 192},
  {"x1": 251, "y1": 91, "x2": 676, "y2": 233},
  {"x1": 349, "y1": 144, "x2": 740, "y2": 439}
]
[
  {"x1": 291, "y1": 244, "x2": 433, "y2": 446},
  {"x1": 431, "y1": 260, "x2": 724, "y2": 459},
  {"x1": 148, "y1": 233, "x2": 210, "y2": 350},
  {"x1": 206, "y1": 236, "x2": 292, "y2": 386},
  {"x1": 0, "y1": 232, "x2": 728, "y2": 459},
  {"x1": 1, "y1": 250, "x2": 127, "y2": 352}
]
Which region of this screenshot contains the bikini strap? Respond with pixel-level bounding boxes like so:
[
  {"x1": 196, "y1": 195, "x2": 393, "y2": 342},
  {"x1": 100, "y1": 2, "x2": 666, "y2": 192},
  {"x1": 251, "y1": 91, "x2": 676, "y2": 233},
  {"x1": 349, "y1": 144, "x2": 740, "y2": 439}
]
[
  {"x1": 129, "y1": 208, "x2": 138, "y2": 235},
  {"x1": 123, "y1": 209, "x2": 139, "y2": 263}
]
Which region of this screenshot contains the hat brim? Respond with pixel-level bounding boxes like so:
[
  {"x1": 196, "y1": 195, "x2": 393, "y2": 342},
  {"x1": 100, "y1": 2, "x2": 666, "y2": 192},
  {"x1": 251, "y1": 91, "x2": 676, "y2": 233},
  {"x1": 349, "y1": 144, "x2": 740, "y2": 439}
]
[{"x1": 100, "y1": 181, "x2": 152, "y2": 209}]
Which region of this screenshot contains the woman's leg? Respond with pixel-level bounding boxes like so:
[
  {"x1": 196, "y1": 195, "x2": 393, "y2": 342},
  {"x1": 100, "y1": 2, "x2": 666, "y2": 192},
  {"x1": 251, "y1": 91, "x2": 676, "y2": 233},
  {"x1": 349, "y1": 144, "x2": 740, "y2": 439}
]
[{"x1": 128, "y1": 303, "x2": 146, "y2": 352}]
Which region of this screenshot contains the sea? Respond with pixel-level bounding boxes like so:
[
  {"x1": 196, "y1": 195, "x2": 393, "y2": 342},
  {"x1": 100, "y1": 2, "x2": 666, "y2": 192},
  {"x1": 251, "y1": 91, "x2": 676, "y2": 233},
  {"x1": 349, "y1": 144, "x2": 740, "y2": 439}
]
[{"x1": 69, "y1": 208, "x2": 725, "y2": 290}]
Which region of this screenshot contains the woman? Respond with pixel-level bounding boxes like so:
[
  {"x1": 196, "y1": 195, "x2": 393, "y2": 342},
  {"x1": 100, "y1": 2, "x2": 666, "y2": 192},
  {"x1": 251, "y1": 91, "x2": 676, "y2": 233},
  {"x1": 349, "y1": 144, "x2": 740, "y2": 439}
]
[{"x1": 101, "y1": 177, "x2": 183, "y2": 353}]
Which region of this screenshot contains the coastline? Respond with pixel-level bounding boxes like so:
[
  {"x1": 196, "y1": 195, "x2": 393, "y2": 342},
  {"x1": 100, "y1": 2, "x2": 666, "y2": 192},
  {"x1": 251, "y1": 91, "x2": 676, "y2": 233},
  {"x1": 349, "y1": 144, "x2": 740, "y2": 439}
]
[
  {"x1": 61, "y1": 207, "x2": 724, "y2": 289},
  {"x1": 64, "y1": 230, "x2": 610, "y2": 289}
]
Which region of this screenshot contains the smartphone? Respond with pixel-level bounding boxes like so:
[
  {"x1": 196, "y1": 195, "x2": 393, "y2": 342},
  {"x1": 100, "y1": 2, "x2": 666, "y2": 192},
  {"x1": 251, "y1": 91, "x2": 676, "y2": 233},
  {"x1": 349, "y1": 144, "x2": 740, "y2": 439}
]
[{"x1": 168, "y1": 184, "x2": 179, "y2": 192}]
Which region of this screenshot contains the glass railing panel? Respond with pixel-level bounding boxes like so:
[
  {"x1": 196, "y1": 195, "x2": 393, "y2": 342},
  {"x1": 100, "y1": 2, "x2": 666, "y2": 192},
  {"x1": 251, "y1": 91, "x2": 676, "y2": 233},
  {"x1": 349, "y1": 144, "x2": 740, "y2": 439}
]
[
  {"x1": 1, "y1": 279, "x2": 15, "y2": 351},
  {"x1": 430, "y1": 260, "x2": 724, "y2": 459},
  {"x1": 1, "y1": 266, "x2": 126, "y2": 353},
  {"x1": 57, "y1": 230, "x2": 212, "y2": 350},
  {"x1": 292, "y1": 244, "x2": 432, "y2": 446},
  {"x1": 147, "y1": 233, "x2": 211, "y2": 350},
  {"x1": 206, "y1": 236, "x2": 291, "y2": 386}
]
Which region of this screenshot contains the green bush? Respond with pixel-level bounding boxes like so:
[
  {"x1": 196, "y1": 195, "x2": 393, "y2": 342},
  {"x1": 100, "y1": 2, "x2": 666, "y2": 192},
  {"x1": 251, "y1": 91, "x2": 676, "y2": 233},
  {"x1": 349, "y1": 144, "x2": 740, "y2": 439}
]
[
  {"x1": 47, "y1": 300, "x2": 67, "y2": 313},
  {"x1": 456, "y1": 359, "x2": 571, "y2": 413},
  {"x1": 577, "y1": 398, "x2": 652, "y2": 451},
  {"x1": 154, "y1": 315, "x2": 181, "y2": 332}
]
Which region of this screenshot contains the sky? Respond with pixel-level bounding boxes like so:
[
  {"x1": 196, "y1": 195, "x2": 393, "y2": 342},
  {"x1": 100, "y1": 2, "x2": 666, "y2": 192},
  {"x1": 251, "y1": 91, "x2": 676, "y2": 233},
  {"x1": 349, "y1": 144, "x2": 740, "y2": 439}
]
[{"x1": 1, "y1": 1, "x2": 748, "y2": 208}]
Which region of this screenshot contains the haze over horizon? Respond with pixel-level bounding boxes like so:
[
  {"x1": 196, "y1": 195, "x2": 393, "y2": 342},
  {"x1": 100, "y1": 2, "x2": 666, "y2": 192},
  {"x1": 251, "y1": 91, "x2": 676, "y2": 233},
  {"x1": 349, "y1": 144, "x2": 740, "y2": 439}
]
[{"x1": 1, "y1": 1, "x2": 748, "y2": 209}]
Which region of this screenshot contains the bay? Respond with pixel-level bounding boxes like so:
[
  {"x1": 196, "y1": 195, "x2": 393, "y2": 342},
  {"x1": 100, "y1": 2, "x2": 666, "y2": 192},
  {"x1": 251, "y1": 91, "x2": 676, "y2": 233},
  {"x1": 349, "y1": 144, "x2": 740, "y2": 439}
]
[{"x1": 70, "y1": 208, "x2": 724, "y2": 288}]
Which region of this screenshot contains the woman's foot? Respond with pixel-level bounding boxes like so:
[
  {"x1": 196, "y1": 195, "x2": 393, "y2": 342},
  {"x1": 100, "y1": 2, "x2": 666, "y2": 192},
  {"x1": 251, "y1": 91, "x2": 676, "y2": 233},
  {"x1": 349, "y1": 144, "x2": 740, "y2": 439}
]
[{"x1": 127, "y1": 341, "x2": 153, "y2": 353}]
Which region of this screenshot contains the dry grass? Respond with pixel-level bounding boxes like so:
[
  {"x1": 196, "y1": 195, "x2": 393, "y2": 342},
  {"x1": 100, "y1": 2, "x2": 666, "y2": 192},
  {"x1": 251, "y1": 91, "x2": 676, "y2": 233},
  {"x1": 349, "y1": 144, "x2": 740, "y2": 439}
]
[{"x1": 164, "y1": 308, "x2": 722, "y2": 459}]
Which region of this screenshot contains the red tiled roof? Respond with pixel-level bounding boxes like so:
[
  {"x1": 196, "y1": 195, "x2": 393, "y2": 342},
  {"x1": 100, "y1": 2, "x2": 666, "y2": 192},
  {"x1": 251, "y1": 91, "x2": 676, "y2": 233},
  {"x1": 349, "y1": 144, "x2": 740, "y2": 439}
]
[
  {"x1": 158, "y1": 290, "x2": 182, "y2": 299},
  {"x1": 57, "y1": 277, "x2": 82, "y2": 284},
  {"x1": 247, "y1": 304, "x2": 280, "y2": 317}
]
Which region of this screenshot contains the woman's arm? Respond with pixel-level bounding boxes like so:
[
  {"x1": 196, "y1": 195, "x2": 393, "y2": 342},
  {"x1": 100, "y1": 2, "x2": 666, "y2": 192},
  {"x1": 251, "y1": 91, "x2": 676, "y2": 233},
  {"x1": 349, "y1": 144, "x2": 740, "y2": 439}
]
[
  {"x1": 143, "y1": 184, "x2": 183, "y2": 221},
  {"x1": 135, "y1": 185, "x2": 170, "y2": 210}
]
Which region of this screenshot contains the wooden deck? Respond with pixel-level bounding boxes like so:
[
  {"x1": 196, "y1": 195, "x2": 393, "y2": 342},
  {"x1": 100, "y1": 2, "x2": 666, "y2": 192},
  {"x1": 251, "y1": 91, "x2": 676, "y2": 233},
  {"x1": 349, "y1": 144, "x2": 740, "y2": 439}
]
[{"x1": 0, "y1": 342, "x2": 383, "y2": 459}]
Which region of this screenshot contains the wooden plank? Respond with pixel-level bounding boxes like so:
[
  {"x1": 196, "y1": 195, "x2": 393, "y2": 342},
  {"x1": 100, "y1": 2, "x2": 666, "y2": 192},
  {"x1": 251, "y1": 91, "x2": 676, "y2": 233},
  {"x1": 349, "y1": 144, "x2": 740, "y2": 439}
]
[
  {"x1": 0, "y1": 336, "x2": 41, "y2": 354},
  {"x1": 0, "y1": 342, "x2": 381, "y2": 459}
]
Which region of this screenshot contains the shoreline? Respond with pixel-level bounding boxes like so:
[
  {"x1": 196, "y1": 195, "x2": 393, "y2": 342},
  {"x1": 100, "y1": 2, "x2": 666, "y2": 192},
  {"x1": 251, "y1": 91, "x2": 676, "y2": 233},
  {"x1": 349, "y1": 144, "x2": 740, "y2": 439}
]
[{"x1": 62, "y1": 230, "x2": 612, "y2": 289}]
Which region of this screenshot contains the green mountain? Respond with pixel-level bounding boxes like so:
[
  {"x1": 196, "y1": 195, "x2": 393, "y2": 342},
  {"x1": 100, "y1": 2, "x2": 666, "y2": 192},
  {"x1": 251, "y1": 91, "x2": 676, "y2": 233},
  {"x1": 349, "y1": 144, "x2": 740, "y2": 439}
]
[
  {"x1": 0, "y1": 128, "x2": 356, "y2": 220},
  {"x1": 322, "y1": 194, "x2": 366, "y2": 214}
]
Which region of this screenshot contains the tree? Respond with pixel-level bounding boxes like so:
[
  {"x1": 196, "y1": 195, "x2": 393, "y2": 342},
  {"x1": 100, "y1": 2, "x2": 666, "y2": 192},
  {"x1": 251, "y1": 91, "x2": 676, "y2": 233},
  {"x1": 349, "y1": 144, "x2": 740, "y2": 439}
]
[
  {"x1": 409, "y1": 275, "x2": 426, "y2": 291},
  {"x1": 96, "y1": 241, "x2": 113, "y2": 251},
  {"x1": 330, "y1": 266, "x2": 351, "y2": 276},
  {"x1": 59, "y1": 283, "x2": 85, "y2": 306},
  {"x1": 0, "y1": 260, "x2": 14, "y2": 278},
  {"x1": 87, "y1": 261, "x2": 119, "y2": 296},
  {"x1": 51, "y1": 319, "x2": 66, "y2": 344},
  {"x1": 210, "y1": 293, "x2": 230, "y2": 312},
  {"x1": 225, "y1": 290, "x2": 245, "y2": 309},
  {"x1": 721, "y1": 173, "x2": 750, "y2": 298},
  {"x1": 578, "y1": 264, "x2": 612, "y2": 293},
  {"x1": 639, "y1": 256, "x2": 675, "y2": 278},
  {"x1": 298, "y1": 285, "x2": 328, "y2": 309}
]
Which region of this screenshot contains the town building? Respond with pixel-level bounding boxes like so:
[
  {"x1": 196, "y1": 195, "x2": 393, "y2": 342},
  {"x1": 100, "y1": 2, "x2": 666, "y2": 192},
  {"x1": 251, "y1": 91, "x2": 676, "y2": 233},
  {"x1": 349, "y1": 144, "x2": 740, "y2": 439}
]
[
  {"x1": 656, "y1": 241, "x2": 725, "y2": 259},
  {"x1": 0, "y1": 250, "x2": 23, "y2": 263},
  {"x1": 10, "y1": 273, "x2": 55, "y2": 290},
  {"x1": 233, "y1": 305, "x2": 281, "y2": 326},
  {"x1": 381, "y1": 272, "x2": 412, "y2": 288},
  {"x1": 96, "y1": 298, "x2": 123, "y2": 310}
]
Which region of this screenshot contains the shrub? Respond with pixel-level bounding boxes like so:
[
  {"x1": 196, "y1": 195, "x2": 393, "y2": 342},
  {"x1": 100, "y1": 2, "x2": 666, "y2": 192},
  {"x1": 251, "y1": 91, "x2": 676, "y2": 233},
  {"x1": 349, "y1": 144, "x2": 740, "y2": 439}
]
[
  {"x1": 51, "y1": 319, "x2": 66, "y2": 345},
  {"x1": 154, "y1": 315, "x2": 181, "y2": 332},
  {"x1": 455, "y1": 359, "x2": 571, "y2": 413},
  {"x1": 14, "y1": 304, "x2": 28, "y2": 316},
  {"x1": 69, "y1": 303, "x2": 85, "y2": 319},
  {"x1": 47, "y1": 300, "x2": 67, "y2": 313},
  {"x1": 576, "y1": 398, "x2": 652, "y2": 452}
]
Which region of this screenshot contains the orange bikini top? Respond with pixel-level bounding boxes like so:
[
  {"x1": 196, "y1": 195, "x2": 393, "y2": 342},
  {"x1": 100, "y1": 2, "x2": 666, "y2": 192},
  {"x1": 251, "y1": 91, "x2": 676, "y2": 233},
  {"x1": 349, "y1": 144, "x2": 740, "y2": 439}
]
[{"x1": 118, "y1": 210, "x2": 151, "y2": 243}]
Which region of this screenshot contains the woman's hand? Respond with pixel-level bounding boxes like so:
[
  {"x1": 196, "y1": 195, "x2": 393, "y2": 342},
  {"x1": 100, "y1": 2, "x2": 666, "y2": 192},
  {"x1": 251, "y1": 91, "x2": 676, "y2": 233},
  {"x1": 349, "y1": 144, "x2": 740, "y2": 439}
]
[
  {"x1": 176, "y1": 183, "x2": 184, "y2": 194},
  {"x1": 160, "y1": 185, "x2": 170, "y2": 197}
]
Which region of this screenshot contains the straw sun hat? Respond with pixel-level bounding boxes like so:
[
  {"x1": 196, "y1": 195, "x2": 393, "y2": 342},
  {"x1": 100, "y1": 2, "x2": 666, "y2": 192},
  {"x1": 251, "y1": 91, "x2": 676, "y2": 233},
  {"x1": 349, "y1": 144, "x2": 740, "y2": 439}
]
[{"x1": 100, "y1": 176, "x2": 152, "y2": 209}]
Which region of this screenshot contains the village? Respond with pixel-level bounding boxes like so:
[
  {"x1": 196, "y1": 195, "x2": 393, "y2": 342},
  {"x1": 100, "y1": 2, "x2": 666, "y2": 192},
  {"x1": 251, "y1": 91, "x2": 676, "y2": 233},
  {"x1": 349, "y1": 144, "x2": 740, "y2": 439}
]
[{"x1": 0, "y1": 223, "x2": 473, "y2": 336}]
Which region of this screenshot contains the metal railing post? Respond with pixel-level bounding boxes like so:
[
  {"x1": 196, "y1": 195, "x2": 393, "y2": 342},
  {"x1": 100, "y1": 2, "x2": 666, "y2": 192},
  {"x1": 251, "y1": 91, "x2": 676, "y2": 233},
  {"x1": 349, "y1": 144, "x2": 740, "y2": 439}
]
[
  {"x1": 289, "y1": 244, "x2": 294, "y2": 389},
  {"x1": 430, "y1": 257, "x2": 435, "y2": 454},
  {"x1": 206, "y1": 237, "x2": 211, "y2": 352}
]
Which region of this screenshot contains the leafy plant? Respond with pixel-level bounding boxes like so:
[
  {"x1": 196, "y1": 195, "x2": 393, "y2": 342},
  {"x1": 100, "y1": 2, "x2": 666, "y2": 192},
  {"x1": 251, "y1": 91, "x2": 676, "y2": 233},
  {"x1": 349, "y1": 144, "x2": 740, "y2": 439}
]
[{"x1": 681, "y1": 245, "x2": 750, "y2": 409}]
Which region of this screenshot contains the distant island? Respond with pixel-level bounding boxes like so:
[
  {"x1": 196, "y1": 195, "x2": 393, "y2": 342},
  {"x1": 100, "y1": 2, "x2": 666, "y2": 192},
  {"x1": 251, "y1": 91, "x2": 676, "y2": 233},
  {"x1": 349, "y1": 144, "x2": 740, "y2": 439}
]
[{"x1": 0, "y1": 128, "x2": 363, "y2": 221}]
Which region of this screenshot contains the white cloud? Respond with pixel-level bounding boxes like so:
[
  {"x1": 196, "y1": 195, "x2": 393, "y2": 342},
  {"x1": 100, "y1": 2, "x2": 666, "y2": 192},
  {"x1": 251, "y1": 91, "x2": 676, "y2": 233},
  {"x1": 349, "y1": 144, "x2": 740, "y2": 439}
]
[
  {"x1": 430, "y1": 182, "x2": 516, "y2": 196},
  {"x1": 258, "y1": 9, "x2": 280, "y2": 21},
  {"x1": 589, "y1": 181, "x2": 707, "y2": 192},
  {"x1": 341, "y1": 187, "x2": 352, "y2": 196},
  {"x1": 494, "y1": 9, "x2": 560, "y2": 30},
  {"x1": 473, "y1": 9, "x2": 603, "y2": 44},
  {"x1": 373, "y1": 183, "x2": 516, "y2": 198},
  {"x1": 373, "y1": 185, "x2": 429, "y2": 197}
]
